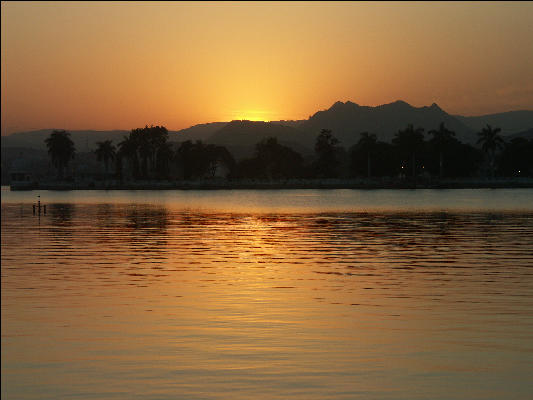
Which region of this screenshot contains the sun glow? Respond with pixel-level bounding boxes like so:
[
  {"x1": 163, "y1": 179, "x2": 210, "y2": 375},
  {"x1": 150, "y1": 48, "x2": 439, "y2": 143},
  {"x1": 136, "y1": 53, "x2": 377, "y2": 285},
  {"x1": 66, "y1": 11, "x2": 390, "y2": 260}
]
[
  {"x1": 2, "y1": 2, "x2": 533, "y2": 134},
  {"x1": 232, "y1": 110, "x2": 272, "y2": 122}
]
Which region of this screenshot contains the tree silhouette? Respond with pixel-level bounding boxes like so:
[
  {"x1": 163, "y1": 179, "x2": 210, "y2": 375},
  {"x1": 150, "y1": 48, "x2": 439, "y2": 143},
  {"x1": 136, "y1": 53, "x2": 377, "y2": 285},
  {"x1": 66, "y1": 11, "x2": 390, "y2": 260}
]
[
  {"x1": 118, "y1": 133, "x2": 141, "y2": 179},
  {"x1": 392, "y1": 124, "x2": 425, "y2": 178},
  {"x1": 477, "y1": 124, "x2": 504, "y2": 178},
  {"x1": 146, "y1": 125, "x2": 169, "y2": 175},
  {"x1": 134, "y1": 128, "x2": 151, "y2": 179},
  {"x1": 45, "y1": 130, "x2": 75, "y2": 180},
  {"x1": 428, "y1": 122, "x2": 456, "y2": 178},
  {"x1": 205, "y1": 144, "x2": 235, "y2": 178},
  {"x1": 355, "y1": 132, "x2": 377, "y2": 178},
  {"x1": 154, "y1": 141, "x2": 174, "y2": 179},
  {"x1": 94, "y1": 140, "x2": 116, "y2": 173},
  {"x1": 117, "y1": 125, "x2": 170, "y2": 180},
  {"x1": 175, "y1": 140, "x2": 234, "y2": 180},
  {"x1": 255, "y1": 137, "x2": 303, "y2": 179},
  {"x1": 498, "y1": 137, "x2": 533, "y2": 177},
  {"x1": 175, "y1": 140, "x2": 195, "y2": 180},
  {"x1": 314, "y1": 129, "x2": 341, "y2": 178}
]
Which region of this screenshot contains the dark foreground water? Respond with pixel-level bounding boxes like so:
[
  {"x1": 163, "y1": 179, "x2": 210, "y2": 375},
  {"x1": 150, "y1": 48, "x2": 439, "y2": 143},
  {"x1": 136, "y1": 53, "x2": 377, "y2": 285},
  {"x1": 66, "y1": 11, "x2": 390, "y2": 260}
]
[{"x1": 2, "y1": 189, "x2": 533, "y2": 399}]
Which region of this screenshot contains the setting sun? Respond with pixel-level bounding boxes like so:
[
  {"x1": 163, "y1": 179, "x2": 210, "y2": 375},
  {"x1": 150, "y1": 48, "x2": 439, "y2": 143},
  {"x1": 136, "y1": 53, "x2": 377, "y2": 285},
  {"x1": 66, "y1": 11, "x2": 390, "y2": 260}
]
[{"x1": 231, "y1": 110, "x2": 274, "y2": 122}]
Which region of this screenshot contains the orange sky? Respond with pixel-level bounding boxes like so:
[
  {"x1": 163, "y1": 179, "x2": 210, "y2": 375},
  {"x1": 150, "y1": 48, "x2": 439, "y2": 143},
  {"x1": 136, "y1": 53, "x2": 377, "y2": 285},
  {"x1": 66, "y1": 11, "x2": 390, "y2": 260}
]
[{"x1": 1, "y1": 1, "x2": 533, "y2": 135}]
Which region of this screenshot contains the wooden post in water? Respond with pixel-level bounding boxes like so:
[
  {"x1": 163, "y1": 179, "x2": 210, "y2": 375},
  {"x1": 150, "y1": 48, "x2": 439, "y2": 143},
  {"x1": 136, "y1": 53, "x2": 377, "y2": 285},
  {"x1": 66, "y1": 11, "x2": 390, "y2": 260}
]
[{"x1": 33, "y1": 195, "x2": 45, "y2": 216}]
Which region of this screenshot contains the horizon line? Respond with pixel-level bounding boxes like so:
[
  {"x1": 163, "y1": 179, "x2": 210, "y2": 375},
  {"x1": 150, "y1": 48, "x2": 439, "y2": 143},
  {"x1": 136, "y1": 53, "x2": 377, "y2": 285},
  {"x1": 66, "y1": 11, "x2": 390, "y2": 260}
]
[{"x1": 2, "y1": 99, "x2": 533, "y2": 136}]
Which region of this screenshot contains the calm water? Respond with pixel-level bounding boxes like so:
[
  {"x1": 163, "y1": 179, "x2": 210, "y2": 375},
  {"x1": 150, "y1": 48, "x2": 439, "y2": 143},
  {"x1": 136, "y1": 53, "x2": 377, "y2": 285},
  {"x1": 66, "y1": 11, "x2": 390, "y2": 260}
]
[{"x1": 2, "y1": 188, "x2": 533, "y2": 399}]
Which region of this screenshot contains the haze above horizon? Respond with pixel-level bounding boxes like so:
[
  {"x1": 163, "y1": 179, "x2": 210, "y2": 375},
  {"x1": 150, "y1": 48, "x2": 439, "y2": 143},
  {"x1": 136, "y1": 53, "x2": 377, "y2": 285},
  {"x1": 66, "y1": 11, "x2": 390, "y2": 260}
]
[{"x1": 2, "y1": 1, "x2": 533, "y2": 135}]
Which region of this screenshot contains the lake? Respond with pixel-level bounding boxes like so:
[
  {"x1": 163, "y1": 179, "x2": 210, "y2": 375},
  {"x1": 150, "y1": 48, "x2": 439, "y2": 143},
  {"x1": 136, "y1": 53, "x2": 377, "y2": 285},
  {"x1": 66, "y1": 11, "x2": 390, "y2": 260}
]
[{"x1": 2, "y1": 188, "x2": 533, "y2": 399}]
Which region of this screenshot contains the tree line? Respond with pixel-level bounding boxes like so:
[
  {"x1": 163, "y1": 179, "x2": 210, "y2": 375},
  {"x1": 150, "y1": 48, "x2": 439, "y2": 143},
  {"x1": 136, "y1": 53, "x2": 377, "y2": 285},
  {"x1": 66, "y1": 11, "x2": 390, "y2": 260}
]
[{"x1": 44, "y1": 123, "x2": 533, "y2": 181}]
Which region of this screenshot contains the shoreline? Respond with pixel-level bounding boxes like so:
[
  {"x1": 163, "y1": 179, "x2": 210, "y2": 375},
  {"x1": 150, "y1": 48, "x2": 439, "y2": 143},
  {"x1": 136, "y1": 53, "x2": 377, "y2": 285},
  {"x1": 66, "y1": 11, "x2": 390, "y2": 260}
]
[{"x1": 7, "y1": 178, "x2": 533, "y2": 191}]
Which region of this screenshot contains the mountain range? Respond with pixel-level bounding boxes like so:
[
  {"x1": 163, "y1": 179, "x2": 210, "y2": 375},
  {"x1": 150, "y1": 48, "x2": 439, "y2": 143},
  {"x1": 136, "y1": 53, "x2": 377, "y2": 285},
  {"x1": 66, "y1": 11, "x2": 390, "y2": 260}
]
[{"x1": 3, "y1": 100, "x2": 532, "y2": 158}]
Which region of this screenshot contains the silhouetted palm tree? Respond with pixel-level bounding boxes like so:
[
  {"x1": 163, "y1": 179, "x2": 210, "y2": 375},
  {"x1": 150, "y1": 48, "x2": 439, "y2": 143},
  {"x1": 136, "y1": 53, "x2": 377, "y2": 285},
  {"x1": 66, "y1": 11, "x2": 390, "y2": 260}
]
[
  {"x1": 314, "y1": 129, "x2": 341, "y2": 178},
  {"x1": 477, "y1": 124, "x2": 504, "y2": 178},
  {"x1": 154, "y1": 141, "x2": 174, "y2": 179},
  {"x1": 130, "y1": 128, "x2": 151, "y2": 179},
  {"x1": 356, "y1": 132, "x2": 377, "y2": 178},
  {"x1": 147, "y1": 125, "x2": 169, "y2": 173},
  {"x1": 392, "y1": 124, "x2": 425, "y2": 178},
  {"x1": 428, "y1": 122, "x2": 455, "y2": 178},
  {"x1": 114, "y1": 126, "x2": 177, "y2": 180},
  {"x1": 45, "y1": 130, "x2": 75, "y2": 179},
  {"x1": 94, "y1": 140, "x2": 116, "y2": 173},
  {"x1": 118, "y1": 133, "x2": 140, "y2": 179}
]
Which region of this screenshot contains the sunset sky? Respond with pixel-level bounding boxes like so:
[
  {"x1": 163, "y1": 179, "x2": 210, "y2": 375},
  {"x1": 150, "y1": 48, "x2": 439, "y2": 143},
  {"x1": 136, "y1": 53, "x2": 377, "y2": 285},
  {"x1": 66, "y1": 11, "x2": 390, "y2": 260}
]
[{"x1": 1, "y1": 1, "x2": 532, "y2": 135}]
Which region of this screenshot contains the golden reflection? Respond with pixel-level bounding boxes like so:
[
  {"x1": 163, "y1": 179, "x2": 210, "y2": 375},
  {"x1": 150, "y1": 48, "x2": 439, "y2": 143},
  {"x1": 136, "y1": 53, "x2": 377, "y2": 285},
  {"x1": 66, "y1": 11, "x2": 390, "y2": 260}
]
[{"x1": 3, "y1": 204, "x2": 533, "y2": 399}]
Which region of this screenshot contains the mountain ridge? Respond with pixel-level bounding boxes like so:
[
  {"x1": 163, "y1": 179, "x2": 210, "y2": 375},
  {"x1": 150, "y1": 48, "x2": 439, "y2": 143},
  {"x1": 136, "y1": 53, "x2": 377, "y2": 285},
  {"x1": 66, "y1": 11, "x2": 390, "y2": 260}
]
[
  {"x1": 454, "y1": 110, "x2": 533, "y2": 134},
  {"x1": 301, "y1": 100, "x2": 474, "y2": 145},
  {"x1": 3, "y1": 101, "x2": 532, "y2": 155}
]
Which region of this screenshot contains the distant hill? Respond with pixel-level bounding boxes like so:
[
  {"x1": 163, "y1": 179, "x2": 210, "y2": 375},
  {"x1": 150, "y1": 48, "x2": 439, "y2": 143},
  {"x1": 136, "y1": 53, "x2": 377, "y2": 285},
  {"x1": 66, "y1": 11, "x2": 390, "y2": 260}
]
[
  {"x1": 169, "y1": 122, "x2": 228, "y2": 143},
  {"x1": 270, "y1": 120, "x2": 306, "y2": 128},
  {"x1": 300, "y1": 100, "x2": 474, "y2": 146},
  {"x1": 455, "y1": 111, "x2": 533, "y2": 134},
  {"x1": 505, "y1": 128, "x2": 533, "y2": 141},
  {"x1": 208, "y1": 120, "x2": 313, "y2": 159}
]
